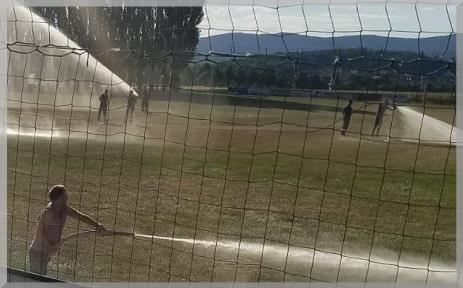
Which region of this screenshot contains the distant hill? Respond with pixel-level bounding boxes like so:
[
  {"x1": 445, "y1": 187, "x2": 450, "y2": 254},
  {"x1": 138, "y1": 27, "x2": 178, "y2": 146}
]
[{"x1": 197, "y1": 33, "x2": 455, "y2": 58}]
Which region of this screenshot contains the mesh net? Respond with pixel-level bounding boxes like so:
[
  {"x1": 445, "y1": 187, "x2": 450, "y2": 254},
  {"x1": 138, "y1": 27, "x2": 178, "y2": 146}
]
[{"x1": 6, "y1": 1, "x2": 457, "y2": 284}]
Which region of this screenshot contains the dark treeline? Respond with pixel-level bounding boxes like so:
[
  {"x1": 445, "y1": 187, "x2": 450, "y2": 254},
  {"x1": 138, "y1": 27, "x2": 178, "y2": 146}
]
[
  {"x1": 190, "y1": 49, "x2": 455, "y2": 93},
  {"x1": 34, "y1": 7, "x2": 203, "y2": 91}
]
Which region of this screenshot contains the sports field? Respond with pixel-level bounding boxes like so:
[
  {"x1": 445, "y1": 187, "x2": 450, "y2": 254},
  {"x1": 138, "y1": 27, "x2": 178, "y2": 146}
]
[{"x1": 6, "y1": 90, "x2": 456, "y2": 283}]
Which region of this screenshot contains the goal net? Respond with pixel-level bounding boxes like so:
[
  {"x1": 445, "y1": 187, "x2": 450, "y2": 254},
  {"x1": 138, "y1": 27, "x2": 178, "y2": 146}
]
[{"x1": 6, "y1": 1, "x2": 456, "y2": 284}]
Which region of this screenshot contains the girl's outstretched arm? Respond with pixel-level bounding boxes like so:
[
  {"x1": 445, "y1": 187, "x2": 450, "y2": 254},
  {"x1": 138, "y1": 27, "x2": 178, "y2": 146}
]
[{"x1": 66, "y1": 205, "x2": 107, "y2": 233}]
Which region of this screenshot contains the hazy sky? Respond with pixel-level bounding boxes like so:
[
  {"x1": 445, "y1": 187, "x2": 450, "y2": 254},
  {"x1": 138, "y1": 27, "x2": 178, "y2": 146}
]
[{"x1": 198, "y1": 3, "x2": 456, "y2": 38}]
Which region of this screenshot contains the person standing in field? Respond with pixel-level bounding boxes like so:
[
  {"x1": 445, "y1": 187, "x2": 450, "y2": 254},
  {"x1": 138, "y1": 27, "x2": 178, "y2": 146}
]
[
  {"x1": 125, "y1": 90, "x2": 137, "y2": 123},
  {"x1": 97, "y1": 89, "x2": 110, "y2": 122},
  {"x1": 372, "y1": 99, "x2": 395, "y2": 136},
  {"x1": 341, "y1": 100, "x2": 353, "y2": 135},
  {"x1": 141, "y1": 86, "x2": 150, "y2": 113},
  {"x1": 29, "y1": 185, "x2": 107, "y2": 275}
]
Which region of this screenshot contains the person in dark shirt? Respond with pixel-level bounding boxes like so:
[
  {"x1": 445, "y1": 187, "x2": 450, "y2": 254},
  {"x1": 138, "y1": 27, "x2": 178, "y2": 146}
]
[
  {"x1": 341, "y1": 100, "x2": 353, "y2": 136},
  {"x1": 141, "y1": 86, "x2": 150, "y2": 113},
  {"x1": 97, "y1": 89, "x2": 110, "y2": 122},
  {"x1": 125, "y1": 90, "x2": 137, "y2": 123}
]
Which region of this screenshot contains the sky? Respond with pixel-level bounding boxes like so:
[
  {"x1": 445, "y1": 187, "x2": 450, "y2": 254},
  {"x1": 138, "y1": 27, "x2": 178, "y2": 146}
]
[{"x1": 198, "y1": 3, "x2": 456, "y2": 38}]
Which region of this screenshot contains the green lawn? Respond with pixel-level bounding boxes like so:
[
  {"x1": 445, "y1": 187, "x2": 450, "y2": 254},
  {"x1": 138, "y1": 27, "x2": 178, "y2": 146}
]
[{"x1": 6, "y1": 92, "x2": 456, "y2": 282}]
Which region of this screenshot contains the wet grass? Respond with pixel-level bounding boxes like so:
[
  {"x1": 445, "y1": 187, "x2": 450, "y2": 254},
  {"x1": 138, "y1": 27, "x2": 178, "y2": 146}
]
[{"x1": 6, "y1": 94, "x2": 456, "y2": 283}]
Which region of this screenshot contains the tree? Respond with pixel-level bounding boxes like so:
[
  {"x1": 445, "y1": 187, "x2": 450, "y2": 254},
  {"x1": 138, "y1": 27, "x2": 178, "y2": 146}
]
[
  {"x1": 236, "y1": 66, "x2": 248, "y2": 86},
  {"x1": 214, "y1": 66, "x2": 225, "y2": 86},
  {"x1": 263, "y1": 69, "x2": 277, "y2": 87},
  {"x1": 307, "y1": 75, "x2": 324, "y2": 89},
  {"x1": 198, "y1": 63, "x2": 213, "y2": 86},
  {"x1": 34, "y1": 7, "x2": 203, "y2": 91},
  {"x1": 247, "y1": 69, "x2": 262, "y2": 87},
  {"x1": 225, "y1": 65, "x2": 237, "y2": 87},
  {"x1": 295, "y1": 72, "x2": 308, "y2": 89}
]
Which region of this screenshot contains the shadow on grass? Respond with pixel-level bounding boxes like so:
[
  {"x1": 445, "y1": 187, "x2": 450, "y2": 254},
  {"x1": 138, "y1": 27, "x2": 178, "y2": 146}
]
[{"x1": 157, "y1": 90, "x2": 375, "y2": 115}]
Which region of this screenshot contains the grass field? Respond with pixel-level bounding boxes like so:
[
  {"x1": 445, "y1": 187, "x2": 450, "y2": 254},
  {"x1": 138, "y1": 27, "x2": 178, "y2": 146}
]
[{"x1": 6, "y1": 91, "x2": 456, "y2": 283}]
